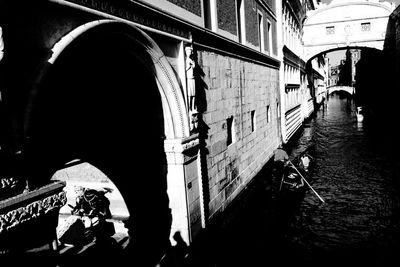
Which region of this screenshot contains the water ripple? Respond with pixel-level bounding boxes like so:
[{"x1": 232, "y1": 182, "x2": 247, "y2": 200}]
[{"x1": 285, "y1": 96, "x2": 400, "y2": 259}]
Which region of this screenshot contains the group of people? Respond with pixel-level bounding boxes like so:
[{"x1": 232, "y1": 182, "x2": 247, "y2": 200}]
[{"x1": 273, "y1": 146, "x2": 312, "y2": 191}]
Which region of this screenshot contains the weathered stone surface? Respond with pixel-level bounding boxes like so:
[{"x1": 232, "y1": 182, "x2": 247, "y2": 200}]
[
  {"x1": 0, "y1": 182, "x2": 67, "y2": 234},
  {"x1": 198, "y1": 50, "x2": 279, "y2": 219}
]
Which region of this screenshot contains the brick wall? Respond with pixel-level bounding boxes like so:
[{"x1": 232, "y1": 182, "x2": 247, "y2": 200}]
[{"x1": 197, "y1": 49, "x2": 280, "y2": 219}]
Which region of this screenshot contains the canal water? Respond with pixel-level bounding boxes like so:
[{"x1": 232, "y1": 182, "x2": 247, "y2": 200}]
[
  {"x1": 276, "y1": 94, "x2": 400, "y2": 266},
  {"x1": 185, "y1": 94, "x2": 400, "y2": 267}
]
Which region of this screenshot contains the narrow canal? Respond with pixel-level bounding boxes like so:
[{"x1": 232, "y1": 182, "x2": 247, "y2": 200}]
[
  {"x1": 276, "y1": 94, "x2": 400, "y2": 266},
  {"x1": 185, "y1": 94, "x2": 400, "y2": 267}
]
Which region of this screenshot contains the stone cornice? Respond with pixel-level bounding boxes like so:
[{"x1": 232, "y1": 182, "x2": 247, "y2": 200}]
[
  {"x1": 305, "y1": 15, "x2": 389, "y2": 26},
  {"x1": 164, "y1": 135, "x2": 200, "y2": 164},
  {"x1": 283, "y1": 45, "x2": 302, "y2": 67},
  {"x1": 258, "y1": 0, "x2": 277, "y2": 20},
  {"x1": 60, "y1": 0, "x2": 192, "y2": 40},
  {"x1": 53, "y1": 0, "x2": 280, "y2": 69},
  {"x1": 312, "y1": 68, "x2": 325, "y2": 80},
  {"x1": 0, "y1": 181, "x2": 66, "y2": 210},
  {"x1": 164, "y1": 134, "x2": 200, "y2": 153},
  {"x1": 284, "y1": 0, "x2": 305, "y2": 28}
]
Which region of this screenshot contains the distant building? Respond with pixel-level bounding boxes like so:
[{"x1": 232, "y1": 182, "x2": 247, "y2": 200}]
[
  {"x1": 329, "y1": 65, "x2": 340, "y2": 86},
  {"x1": 279, "y1": 0, "x2": 323, "y2": 143}
]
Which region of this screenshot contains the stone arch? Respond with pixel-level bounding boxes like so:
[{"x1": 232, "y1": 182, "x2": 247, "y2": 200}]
[
  {"x1": 32, "y1": 19, "x2": 190, "y2": 139},
  {"x1": 305, "y1": 42, "x2": 385, "y2": 63},
  {"x1": 303, "y1": 0, "x2": 394, "y2": 61},
  {"x1": 327, "y1": 86, "x2": 355, "y2": 95},
  {"x1": 306, "y1": 45, "x2": 381, "y2": 63},
  {"x1": 23, "y1": 20, "x2": 191, "y2": 264}
]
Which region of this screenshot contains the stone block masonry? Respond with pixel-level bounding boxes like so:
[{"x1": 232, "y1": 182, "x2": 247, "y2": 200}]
[{"x1": 197, "y1": 49, "x2": 280, "y2": 219}]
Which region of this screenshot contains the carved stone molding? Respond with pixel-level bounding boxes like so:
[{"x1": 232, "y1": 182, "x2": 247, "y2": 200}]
[
  {"x1": 164, "y1": 135, "x2": 200, "y2": 164},
  {"x1": 0, "y1": 191, "x2": 66, "y2": 234},
  {"x1": 65, "y1": 0, "x2": 191, "y2": 40},
  {"x1": 0, "y1": 182, "x2": 67, "y2": 234}
]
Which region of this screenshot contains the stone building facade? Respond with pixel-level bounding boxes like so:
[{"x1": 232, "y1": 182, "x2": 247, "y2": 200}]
[
  {"x1": 278, "y1": 0, "x2": 320, "y2": 143},
  {"x1": 188, "y1": 0, "x2": 282, "y2": 233},
  {"x1": 0, "y1": 0, "x2": 282, "y2": 263}
]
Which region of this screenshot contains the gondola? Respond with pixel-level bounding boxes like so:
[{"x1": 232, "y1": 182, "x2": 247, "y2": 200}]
[
  {"x1": 277, "y1": 153, "x2": 314, "y2": 201},
  {"x1": 274, "y1": 163, "x2": 307, "y2": 220},
  {"x1": 277, "y1": 164, "x2": 306, "y2": 202},
  {"x1": 278, "y1": 154, "x2": 325, "y2": 205}
]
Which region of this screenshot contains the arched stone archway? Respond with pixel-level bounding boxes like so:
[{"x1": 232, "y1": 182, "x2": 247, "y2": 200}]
[
  {"x1": 22, "y1": 20, "x2": 199, "y2": 264},
  {"x1": 306, "y1": 46, "x2": 381, "y2": 64},
  {"x1": 31, "y1": 20, "x2": 190, "y2": 139},
  {"x1": 327, "y1": 86, "x2": 355, "y2": 95},
  {"x1": 303, "y1": 0, "x2": 394, "y2": 62}
]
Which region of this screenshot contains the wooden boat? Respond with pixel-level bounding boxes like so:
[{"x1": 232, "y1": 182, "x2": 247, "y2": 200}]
[
  {"x1": 275, "y1": 151, "x2": 325, "y2": 201},
  {"x1": 277, "y1": 155, "x2": 313, "y2": 199},
  {"x1": 279, "y1": 165, "x2": 305, "y2": 193},
  {"x1": 275, "y1": 165, "x2": 306, "y2": 215},
  {"x1": 282, "y1": 160, "x2": 326, "y2": 205}
]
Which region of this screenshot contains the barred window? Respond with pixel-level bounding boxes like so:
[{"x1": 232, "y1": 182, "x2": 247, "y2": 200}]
[
  {"x1": 326, "y1": 26, "x2": 335, "y2": 35},
  {"x1": 361, "y1": 22, "x2": 371, "y2": 31},
  {"x1": 251, "y1": 110, "x2": 256, "y2": 132}
]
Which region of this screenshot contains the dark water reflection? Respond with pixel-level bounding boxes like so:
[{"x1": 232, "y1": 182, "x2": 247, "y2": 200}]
[
  {"x1": 186, "y1": 95, "x2": 400, "y2": 267},
  {"x1": 280, "y1": 95, "x2": 400, "y2": 266}
]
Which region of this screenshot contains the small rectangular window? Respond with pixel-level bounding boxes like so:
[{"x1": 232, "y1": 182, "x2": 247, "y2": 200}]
[
  {"x1": 326, "y1": 26, "x2": 335, "y2": 35},
  {"x1": 258, "y1": 11, "x2": 264, "y2": 52},
  {"x1": 361, "y1": 22, "x2": 371, "y2": 31},
  {"x1": 267, "y1": 20, "x2": 272, "y2": 54},
  {"x1": 266, "y1": 105, "x2": 271, "y2": 123},
  {"x1": 236, "y1": 0, "x2": 245, "y2": 43},
  {"x1": 251, "y1": 110, "x2": 256, "y2": 132},
  {"x1": 227, "y1": 116, "x2": 235, "y2": 145},
  {"x1": 277, "y1": 102, "x2": 280, "y2": 119}
]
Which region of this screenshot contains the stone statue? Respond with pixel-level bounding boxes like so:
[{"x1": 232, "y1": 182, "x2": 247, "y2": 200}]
[{"x1": 185, "y1": 46, "x2": 196, "y2": 113}]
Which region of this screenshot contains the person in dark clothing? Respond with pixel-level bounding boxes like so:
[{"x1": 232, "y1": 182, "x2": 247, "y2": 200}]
[
  {"x1": 282, "y1": 166, "x2": 304, "y2": 190},
  {"x1": 273, "y1": 146, "x2": 289, "y2": 179},
  {"x1": 60, "y1": 186, "x2": 115, "y2": 246},
  {"x1": 72, "y1": 187, "x2": 112, "y2": 220}
]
